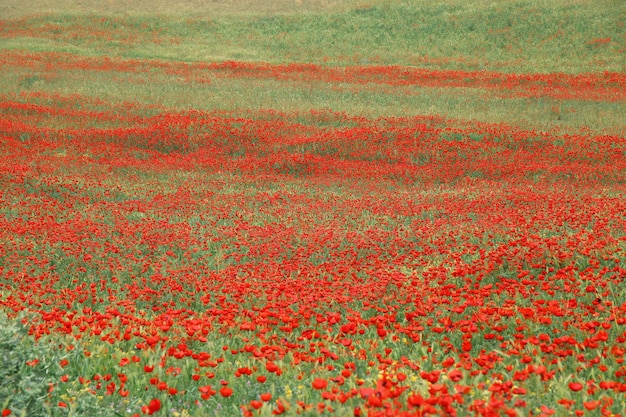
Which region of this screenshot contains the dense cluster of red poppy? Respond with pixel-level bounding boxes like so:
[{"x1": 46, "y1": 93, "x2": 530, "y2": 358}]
[{"x1": 1, "y1": 69, "x2": 625, "y2": 416}]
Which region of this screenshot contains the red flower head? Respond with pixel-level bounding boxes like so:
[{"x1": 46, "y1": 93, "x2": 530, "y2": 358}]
[
  {"x1": 312, "y1": 378, "x2": 328, "y2": 390},
  {"x1": 144, "y1": 398, "x2": 160, "y2": 415}
]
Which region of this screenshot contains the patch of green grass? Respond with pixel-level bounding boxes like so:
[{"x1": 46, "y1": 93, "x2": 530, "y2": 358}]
[
  {"x1": 1, "y1": 0, "x2": 624, "y2": 136},
  {"x1": 2, "y1": 63, "x2": 624, "y2": 134},
  {"x1": 0, "y1": 311, "x2": 64, "y2": 417},
  {"x1": 2, "y1": 1, "x2": 625, "y2": 73}
]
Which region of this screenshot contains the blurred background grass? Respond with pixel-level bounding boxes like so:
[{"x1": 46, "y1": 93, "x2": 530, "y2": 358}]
[
  {"x1": 1, "y1": 0, "x2": 624, "y2": 134},
  {"x1": 2, "y1": 0, "x2": 624, "y2": 72}
]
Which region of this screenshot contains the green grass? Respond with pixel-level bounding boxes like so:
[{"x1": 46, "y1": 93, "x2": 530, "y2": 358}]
[
  {"x1": 0, "y1": 311, "x2": 90, "y2": 417},
  {"x1": 1, "y1": 0, "x2": 625, "y2": 73},
  {"x1": 2, "y1": 63, "x2": 624, "y2": 134},
  {"x1": 1, "y1": 0, "x2": 624, "y2": 135}
]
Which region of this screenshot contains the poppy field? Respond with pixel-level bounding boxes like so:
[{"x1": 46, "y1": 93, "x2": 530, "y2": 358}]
[{"x1": 1, "y1": 1, "x2": 626, "y2": 416}]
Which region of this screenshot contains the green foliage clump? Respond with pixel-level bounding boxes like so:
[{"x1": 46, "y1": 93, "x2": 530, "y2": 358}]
[{"x1": 0, "y1": 312, "x2": 60, "y2": 417}]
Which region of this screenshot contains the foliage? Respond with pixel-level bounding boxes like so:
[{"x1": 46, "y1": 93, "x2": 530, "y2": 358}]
[
  {"x1": 1, "y1": 1, "x2": 624, "y2": 73},
  {"x1": 0, "y1": 312, "x2": 60, "y2": 417}
]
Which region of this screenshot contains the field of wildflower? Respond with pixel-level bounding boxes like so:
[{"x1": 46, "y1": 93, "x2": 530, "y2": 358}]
[{"x1": 1, "y1": 1, "x2": 625, "y2": 416}]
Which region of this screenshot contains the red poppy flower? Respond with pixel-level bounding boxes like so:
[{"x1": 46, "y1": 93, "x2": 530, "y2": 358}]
[
  {"x1": 448, "y1": 369, "x2": 463, "y2": 382},
  {"x1": 568, "y1": 382, "x2": 583, "y2": 392},
  {"x1": 312, "y1": 378, "x2": 328, "y2": 390},
  {"x1": 583, "y1": 400, "x2": 600, "y2": 411},
  {"x1": 146, "y1": 398, "x2": 160, "y2": 415},
  {"x1": 220, "y1": 386, "x2": 233, "y2": 397},
  {"x1": 199, "y1": 385, "x2": 215, "y2": 399},
  {"x1": 272, "y1": 399, "x2": 286, "y2": 415}
]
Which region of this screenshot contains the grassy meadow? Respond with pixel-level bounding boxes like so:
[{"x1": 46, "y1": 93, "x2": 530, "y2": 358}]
[
  {"x1": 1, "y1": 0, "x2": 625, "y2": 131},
  {"x1": 1, "y1": 0, "x2": 626, "y2": 416}
]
